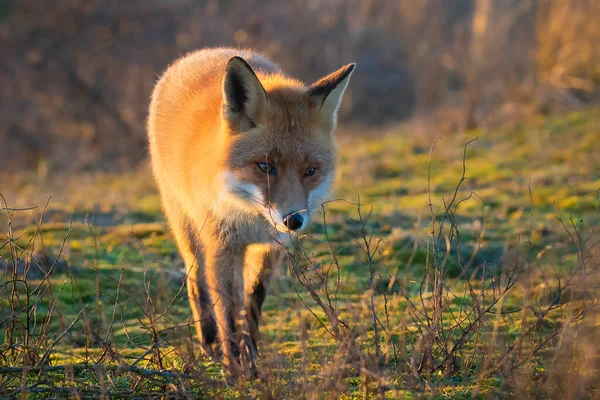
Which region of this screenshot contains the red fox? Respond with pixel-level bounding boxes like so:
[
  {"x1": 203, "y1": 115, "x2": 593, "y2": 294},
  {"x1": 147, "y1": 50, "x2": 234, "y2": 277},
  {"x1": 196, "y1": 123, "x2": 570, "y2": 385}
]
[{"x1": 147, "y1": 48, "x2": 354, "y2": 374}]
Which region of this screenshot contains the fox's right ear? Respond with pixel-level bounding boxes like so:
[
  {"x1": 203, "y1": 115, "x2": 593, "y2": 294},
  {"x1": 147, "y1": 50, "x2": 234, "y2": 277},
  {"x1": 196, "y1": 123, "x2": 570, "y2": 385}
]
[
  {"x1": 308, "y1": 63, "x2": 355, "y2": 127},
  {"x1": 222, "y1": 56, "x2": 267, "y2": 130}
]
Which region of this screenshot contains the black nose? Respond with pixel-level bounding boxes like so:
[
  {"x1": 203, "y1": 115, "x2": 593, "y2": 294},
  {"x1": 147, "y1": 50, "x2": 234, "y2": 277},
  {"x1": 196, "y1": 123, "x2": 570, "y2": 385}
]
[{"x1": 283, "y1": 213, "x2": 304, "y2": 231}]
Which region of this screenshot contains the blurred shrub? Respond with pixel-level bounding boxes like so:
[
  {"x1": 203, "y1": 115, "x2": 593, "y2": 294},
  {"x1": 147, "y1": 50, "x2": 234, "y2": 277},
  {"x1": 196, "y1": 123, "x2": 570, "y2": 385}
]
[{"x1": 0, "y1": 0, "x2": 598, "y2": 172}]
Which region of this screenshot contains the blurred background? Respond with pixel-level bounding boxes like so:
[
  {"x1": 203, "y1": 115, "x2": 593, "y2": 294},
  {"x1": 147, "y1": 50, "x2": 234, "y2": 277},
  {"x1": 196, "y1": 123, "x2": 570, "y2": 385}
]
[{"x1": 1, "y1": 0, "x2": 599, "y2": 173}]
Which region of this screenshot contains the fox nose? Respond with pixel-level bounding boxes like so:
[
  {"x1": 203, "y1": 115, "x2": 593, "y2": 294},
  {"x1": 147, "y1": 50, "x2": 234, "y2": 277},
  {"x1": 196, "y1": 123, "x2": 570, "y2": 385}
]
[{"x1": 283, "y1": 212, "x2": 304, "y2": 231}]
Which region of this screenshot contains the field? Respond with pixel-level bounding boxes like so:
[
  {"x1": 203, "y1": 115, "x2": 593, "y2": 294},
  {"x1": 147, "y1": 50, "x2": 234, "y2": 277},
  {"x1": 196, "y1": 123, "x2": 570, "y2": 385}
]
[{"x1": 1, "y1": 109, "x2": 599, "y2": 398}]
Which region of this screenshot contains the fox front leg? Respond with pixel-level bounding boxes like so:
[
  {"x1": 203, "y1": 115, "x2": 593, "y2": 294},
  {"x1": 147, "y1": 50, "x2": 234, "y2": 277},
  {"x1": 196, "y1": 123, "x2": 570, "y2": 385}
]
[
  {"x1": 243, "y1": 244, "x2": 282, "y2": 354},
  {"x1": 203, "y1": 245, "x2": 248, "y2": 375}
]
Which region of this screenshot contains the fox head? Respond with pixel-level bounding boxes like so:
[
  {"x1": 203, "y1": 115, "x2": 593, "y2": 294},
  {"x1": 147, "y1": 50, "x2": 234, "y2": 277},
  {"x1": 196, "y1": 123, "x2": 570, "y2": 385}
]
[{"x1": 220, "y1": 56, "x2": 355, "y2": 234}]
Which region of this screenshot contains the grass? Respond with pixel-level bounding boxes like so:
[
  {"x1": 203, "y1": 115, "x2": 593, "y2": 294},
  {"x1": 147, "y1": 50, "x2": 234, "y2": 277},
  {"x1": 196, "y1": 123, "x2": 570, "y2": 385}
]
[{"x1": 1, "y1": 108, "x2": 599, "y2": 398}]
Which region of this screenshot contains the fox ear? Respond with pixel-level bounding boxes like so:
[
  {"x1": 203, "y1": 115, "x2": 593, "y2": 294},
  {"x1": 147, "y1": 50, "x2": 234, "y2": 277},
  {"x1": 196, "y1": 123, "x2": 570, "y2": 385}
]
[
  {"x1": 308, "y1": 63, "x2": 355, "y2": 125},
  {"x1": 223, "y1": 56, "x2": 267, "y2": 129}
]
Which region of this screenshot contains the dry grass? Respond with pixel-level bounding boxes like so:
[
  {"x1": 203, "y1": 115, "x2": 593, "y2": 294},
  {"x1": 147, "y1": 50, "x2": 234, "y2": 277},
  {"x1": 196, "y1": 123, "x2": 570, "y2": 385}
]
[{"x1": 1, "y1": 109, "x2": 599, "y2": 398}]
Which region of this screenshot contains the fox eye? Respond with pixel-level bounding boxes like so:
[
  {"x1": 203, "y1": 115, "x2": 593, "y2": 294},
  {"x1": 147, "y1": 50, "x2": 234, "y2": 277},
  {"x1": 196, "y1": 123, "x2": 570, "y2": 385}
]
[
  {"x1": 305, "y1": 167, "x2": 317, "y2": 177},
  {"x1": 257, "y1": 162, "x2": 276, "y2": 175}
]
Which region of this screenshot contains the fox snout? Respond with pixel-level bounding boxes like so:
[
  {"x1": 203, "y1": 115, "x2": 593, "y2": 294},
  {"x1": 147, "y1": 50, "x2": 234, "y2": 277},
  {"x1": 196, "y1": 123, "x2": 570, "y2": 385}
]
[
  {"x1": 222, "y1": 170, "x2": 315, "y2": 233},
  {"x1": 283, "y1": 211, "x2": 305, "y2": 231},
  {"x1": 264, "y1": 206, "x2": 309, "y2": 234}
]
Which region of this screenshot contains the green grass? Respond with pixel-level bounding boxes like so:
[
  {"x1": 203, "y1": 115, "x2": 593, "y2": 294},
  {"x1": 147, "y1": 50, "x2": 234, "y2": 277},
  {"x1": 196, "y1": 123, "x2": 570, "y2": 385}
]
[{"x1": 1, "y1": 109, "x2": 599, "y2": 398}]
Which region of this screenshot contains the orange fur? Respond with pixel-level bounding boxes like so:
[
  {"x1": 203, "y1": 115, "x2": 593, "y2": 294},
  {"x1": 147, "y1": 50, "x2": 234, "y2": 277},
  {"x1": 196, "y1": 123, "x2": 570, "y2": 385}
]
[{"x1": 147, "y1": 47, "x2": 354, "y2": 374}]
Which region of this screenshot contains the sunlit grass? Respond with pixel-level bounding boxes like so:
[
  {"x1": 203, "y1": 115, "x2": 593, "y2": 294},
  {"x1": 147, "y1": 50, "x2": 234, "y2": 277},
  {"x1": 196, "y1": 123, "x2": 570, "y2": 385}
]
[{"x1": 1, "y1": 109, "x2": 599, "y2": 397}]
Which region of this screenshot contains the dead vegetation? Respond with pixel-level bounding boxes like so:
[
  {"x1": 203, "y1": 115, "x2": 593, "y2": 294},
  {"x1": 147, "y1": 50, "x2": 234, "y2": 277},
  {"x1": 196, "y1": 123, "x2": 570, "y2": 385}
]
[{"x1": 1, "y1": 126, "x2": 599, "y2": 397}]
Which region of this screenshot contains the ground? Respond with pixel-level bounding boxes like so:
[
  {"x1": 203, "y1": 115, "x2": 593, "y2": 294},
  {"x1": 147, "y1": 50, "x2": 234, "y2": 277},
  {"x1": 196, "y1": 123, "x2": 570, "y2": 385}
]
[{"x1": 1, "y1": 109, "x2": 599, "y2": 398}]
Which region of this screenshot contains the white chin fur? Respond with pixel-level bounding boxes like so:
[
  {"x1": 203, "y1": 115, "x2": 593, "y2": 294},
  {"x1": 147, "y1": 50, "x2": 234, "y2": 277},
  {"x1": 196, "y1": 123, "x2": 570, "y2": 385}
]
[
  {"x1": 221, "y1": 171, "x2": 264, "y2": 210},
  {"x1": 261, "y1": 209, "x2": 285, "y2": 229},
  {"x1": 308, "y1": 173, "x2": 333, "y2": 210},
  {"x1": 221, "y1": 172, "x2": 292, "y2": 235}
]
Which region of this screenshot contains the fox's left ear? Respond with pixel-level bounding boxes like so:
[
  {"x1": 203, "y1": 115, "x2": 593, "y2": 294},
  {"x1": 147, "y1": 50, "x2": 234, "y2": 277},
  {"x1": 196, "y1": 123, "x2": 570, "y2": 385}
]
[
  {"x1": 308, "y1": 63, "x2": 355, "y2": 125},
  {"x1": 223, "y1": 56, "x2": 268, "y2": 130}
]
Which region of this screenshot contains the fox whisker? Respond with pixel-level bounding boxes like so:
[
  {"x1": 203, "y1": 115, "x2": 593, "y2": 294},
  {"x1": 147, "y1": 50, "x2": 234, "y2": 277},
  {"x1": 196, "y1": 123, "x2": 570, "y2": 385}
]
[{"x1": 232, "y1": 185, "x2": 267, "y2": 207}]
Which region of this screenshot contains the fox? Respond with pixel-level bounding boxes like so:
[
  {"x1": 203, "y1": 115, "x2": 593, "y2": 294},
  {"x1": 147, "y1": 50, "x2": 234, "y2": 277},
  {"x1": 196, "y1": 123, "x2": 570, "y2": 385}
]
[{"x1": 147, "y1": 47, "x2": 354, "y2": 374}]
